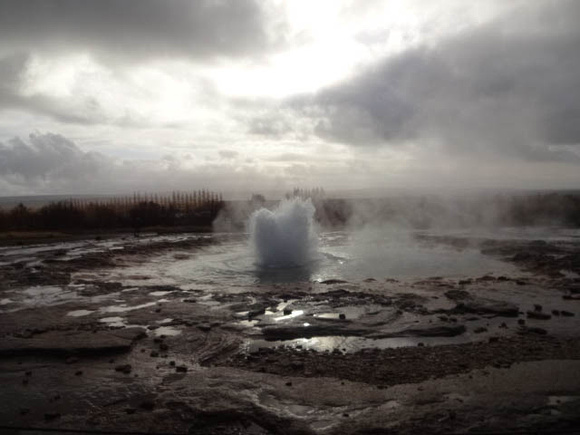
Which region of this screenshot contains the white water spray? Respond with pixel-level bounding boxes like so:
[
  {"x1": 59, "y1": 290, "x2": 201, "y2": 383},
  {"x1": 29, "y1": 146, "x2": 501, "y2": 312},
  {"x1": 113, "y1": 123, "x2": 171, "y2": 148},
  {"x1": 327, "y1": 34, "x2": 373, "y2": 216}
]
[{"x1": 250, "y1": 198, "x2": 319, "y2": 267}]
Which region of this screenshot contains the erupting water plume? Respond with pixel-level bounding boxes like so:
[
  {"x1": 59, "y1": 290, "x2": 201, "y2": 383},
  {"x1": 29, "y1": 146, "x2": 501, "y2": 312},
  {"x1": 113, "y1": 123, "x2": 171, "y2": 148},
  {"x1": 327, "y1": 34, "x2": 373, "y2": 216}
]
[{"x1": 250, "y1": 198, "x2": 319, "y2": 268}]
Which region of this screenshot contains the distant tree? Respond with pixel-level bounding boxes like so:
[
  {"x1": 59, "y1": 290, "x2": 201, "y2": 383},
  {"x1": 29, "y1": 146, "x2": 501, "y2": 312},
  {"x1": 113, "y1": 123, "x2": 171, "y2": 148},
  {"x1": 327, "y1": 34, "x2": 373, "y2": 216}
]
[{"x1": 9, "y1": 203, "x2": 32, "y2": 230}]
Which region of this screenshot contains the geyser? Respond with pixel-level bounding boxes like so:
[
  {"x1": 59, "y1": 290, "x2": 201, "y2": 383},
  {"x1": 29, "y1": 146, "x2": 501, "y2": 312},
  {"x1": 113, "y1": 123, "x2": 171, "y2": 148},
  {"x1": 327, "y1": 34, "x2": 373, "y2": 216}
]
[{"x1": 250, "y1": 198, "x2": 318, "y2": 268}]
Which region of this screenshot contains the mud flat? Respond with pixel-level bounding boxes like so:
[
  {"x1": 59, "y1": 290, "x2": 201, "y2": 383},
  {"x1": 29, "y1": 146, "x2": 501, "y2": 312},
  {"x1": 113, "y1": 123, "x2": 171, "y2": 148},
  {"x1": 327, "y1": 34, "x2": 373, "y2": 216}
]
[{"x1": 1, "y1": 231, "x2": 580, "y2": 434}]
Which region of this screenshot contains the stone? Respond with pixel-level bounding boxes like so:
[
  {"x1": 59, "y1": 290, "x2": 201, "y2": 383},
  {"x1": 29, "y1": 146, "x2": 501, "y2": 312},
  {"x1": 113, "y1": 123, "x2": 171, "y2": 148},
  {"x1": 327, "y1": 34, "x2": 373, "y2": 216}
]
[
  {"x1": 526, "y1": 311, "x2": 551, "y2": 320},
  {"x1": 0, "y1": 329, "x2": 144, "y2": 356},
  {"x1": 114, "y1": 364, "x2": 132, "y2": 374}
]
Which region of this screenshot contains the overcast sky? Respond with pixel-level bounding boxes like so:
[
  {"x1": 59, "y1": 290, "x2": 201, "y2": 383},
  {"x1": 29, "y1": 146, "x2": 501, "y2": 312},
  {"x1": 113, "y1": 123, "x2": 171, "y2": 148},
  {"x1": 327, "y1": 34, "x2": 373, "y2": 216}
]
[{"x1": 0, "y1": 0, "x2": 579, "y2": 197}]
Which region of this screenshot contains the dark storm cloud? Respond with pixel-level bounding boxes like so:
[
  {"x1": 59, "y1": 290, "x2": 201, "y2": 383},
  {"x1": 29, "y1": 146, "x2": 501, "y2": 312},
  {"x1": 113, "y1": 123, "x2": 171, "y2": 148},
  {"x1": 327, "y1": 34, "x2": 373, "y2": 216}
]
[
  {"x1": 0, "y1": 133, "x2": 279, "y2": 195},
  {"x1": 0, "y1": 133, "x2": 109, "y2": 182},
  {"x1": 0, "y1": 0, "x2": 271, "y2": 61},
  {"x1": 263, "y1": 1, "x2": 580, "y2": 162}
]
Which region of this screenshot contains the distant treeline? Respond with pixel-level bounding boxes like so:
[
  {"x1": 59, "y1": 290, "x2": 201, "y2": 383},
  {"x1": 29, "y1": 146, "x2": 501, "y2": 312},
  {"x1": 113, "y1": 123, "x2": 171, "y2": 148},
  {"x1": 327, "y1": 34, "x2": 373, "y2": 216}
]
[
  {"x1": 0, "y1": 191, "x2": 225, "y2": 232},
  {"x1": 2, "y1": 190, "x2": 580, "y2": 233}
]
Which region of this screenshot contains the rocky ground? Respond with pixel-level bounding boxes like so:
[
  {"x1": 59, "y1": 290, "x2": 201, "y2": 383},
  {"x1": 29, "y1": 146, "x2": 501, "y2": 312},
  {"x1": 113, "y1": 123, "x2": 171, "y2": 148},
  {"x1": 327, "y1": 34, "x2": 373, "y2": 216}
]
[{"x1": 1, "y1": 232, "x2": 580, "y2": 434}]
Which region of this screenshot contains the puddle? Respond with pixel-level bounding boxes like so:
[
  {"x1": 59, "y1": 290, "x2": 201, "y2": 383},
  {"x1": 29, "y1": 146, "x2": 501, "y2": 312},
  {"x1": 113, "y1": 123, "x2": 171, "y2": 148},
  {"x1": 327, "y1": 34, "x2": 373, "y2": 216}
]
[
  {"x1": 156, "y1": 318, "x2": 174, "y2": 324},
  {"x1": 273, "y1": 310, "x2": 305, "y2": 322},
  {"x1": 149, "y1": 291, "x2": 174, "y2": 297},
  {"x1": 67, "y1": 309, "x2": 95, "y2": 317},
  {"x1": 6, "y1": 286, "x2": 81, "y2": 308},
  {"x1": 548, "y1": 396, "x2": 579, "y2": 406},
  {"x1": 244, "y1": 334, "x2": 475, "y2": 354},
  {"x1": 99, "y1": 316, "x2": 126, "y2": 327},
  {"x1": 100, "y1": 301, "x2": 157, "y2": 313},
  {"x1": 153, "y1": 326, "x2": 182, "y2": 337},
  {"x1": 313, "y1": 306, "x2": 370, "y2": 320}
]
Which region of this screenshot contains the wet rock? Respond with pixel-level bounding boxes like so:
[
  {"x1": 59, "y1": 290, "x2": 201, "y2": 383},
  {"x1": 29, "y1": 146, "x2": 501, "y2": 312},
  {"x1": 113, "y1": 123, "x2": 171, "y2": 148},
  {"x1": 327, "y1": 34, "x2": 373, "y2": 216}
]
[
  {"x1": 320, "y1": 279, "x2": 348, "y2": 284},
  {"x1": 248, "y1": 307, "x2": 266, "y2": 318},
  {"x1": 445, "y1": 290, "x2": 471, "y2": 301},
  {"x1": 448, "y1": 297, "x2": 519, "y2": 317},
  {"x1": 526, "y1": 311, "x2": 551, "y2": 320},
  {"x1": 396, "y1": 325, "x2": 466, "y2": 338},
  {"x1": 114, "y1": 364, "x2": 132, "y2": 374},
  {"x1": 563, "y1": 294, "x2": 580, "y2": 300},
  {"x1": 139, "y1": 400, "x2": 155, "y2": 411},
  {"x1": 290, "y1": 360, "x2": 304, "y2": 370},
  {"x1": 0, "y1": 329, "x2": 144, "y2": 356},
  {"x1": 519, "y1": 326, "x2": 548, "y2": 335}
]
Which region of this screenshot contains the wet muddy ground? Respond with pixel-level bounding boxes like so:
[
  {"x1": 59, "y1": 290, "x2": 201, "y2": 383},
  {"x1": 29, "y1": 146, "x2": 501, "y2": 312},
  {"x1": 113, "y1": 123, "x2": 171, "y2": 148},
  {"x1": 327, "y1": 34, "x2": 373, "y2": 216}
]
[{"x1": 1, "y1": 231, "x2": 580, "y2": 434}]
